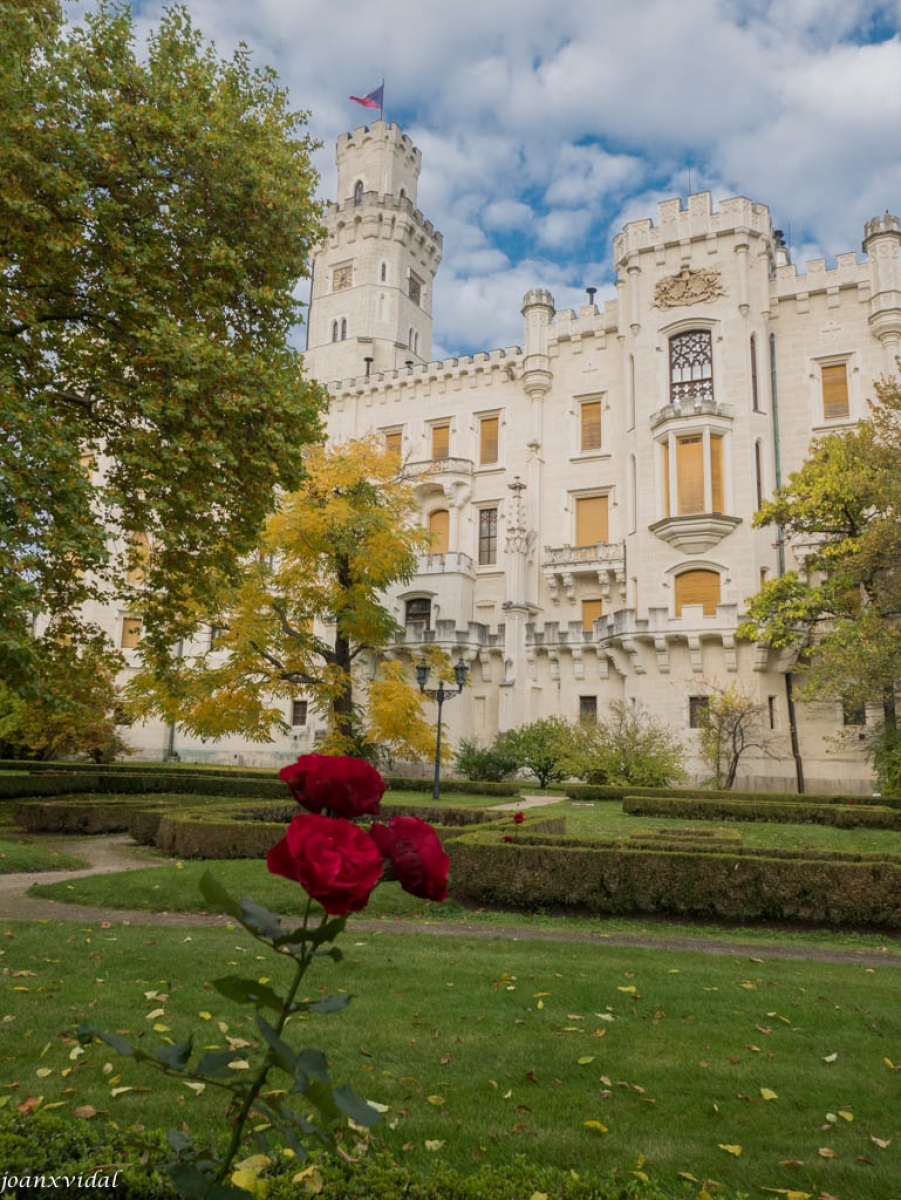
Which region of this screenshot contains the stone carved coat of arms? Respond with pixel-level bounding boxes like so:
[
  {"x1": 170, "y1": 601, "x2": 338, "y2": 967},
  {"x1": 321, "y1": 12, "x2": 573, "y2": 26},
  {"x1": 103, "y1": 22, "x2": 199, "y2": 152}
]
[{"x1": 653, "y1": 267, "x2": 725, "y2": 309}]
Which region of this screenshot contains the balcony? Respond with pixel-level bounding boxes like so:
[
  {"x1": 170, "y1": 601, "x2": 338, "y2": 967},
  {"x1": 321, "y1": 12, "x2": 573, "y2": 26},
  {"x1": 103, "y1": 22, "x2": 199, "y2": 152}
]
[
  {"x1": 649, "y1": 399, "x2": 733, "y2": 430},
  {"x1": 403, "y1": 457, "x2": 474, "y2": 479},
  {"x1": 542, "y1": 541, "x2": 626, "y2": 603},
  {"x1": 413, "y1": 550, "x2": 477, "y2": 578}
]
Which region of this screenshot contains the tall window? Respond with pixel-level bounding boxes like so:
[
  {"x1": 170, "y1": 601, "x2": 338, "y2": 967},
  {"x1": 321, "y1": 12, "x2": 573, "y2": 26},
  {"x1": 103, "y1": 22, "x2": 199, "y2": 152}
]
[
  {"x1": 581, "y1": 598, "x2": 603, "y2": 632},
  {"x1": 380, "y1": 262, "x2": 387, "y2": 282},
  {"x1": 755, "y1": 441, "x2": 764, "y2": 510},
  {"x1": 340, "y1": 318, "x2": 347, "y2": 341},
  {"x1": 663, "y1": 432, "x2": 725, "y2": 516},
  {"x1": 822, "y1": 363, "x2": 849, "y2": 420},
  {"x1": 689, "y1": 696, "x2": 709, "y2": 728},
  {"x1": 675, "y1": 569, "x2": 720, "y2": 617},
  {"x1": 579, "y1": 399, "x2": 602, "y2": 451},
  {"x1": 479, "y1": 417, "x2": 499, "y2": 465},
  {"x1": 478, "y1": 508, "x2": 497, "y2": 565},
  {"x1": 331, "y1": 321, "x2": 338, "y2": 343},
  {"x1": 291, "y1": 700, "x2": 308, "y2": 727},
  {"x1": 628, "y1": 354, "x2": 636, "y2": 429},
  {"x1": 384, "y1": 431, "x2": 402, "y2": 462},
  {"x1": 409, "y1": 273, "x2": 422, "y2": 305},
  {"x1": 126, "y1": 532, "x2": 150, "y2": 585},
  {"x1": 670, "y1": 330, "x2": 714, "y2": 405},
  {"x1": 428, "y1": 509, "x2": 449, "y2": 555},
  {"x1": 579, "y1": 696, "x2": 598, "y2": 722},
  {"x1": 120, "y1": 615, "x2": 143, "y2": 649},
  {"x1": 431, "y1": 423, "x2": 450, "y2": 459},
  {"x1": 353, "y1": 180, "x2": 363, "y2": 205},
  {"x1": 575, "y1": 495, "x2": 608, "y2": 546},
  {"x1": 750, "y1": 335, "x2": 759, "y2": 411}
]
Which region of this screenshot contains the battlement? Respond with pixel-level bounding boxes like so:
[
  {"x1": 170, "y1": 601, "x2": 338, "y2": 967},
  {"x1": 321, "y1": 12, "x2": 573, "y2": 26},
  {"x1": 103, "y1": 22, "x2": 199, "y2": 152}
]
[
  {"x1": 771, "y1": 248, "x2": 867, "y2": 298},
  {"x1": 614, "y1": 192, "x2": 774, "y2": 262},
  {"x1": 864, "y1": 212, "x2": 901, "y2": 242},
  {"x1": 337, "y1": 121, "x2": 421, "y2": 169},
  {"x1": 550, "y1": 298, "x2": 619, "y2": 336},
  {"x1": 324, "y1": 345, "x2": 523, "y2": 398},
  {"x1": 325, "y1": 190, "x2": 443, "y2": 247},
  {"x1": 521, "y1": 288, "x2": 555, "y2": 312}
]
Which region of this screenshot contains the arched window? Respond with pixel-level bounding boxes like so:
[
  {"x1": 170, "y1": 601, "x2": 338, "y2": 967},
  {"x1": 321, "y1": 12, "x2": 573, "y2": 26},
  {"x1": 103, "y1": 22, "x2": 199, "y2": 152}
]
[
  {"x1": 331, "y1": 321, "x2": 338, "y2": 343},
  {"x1": 380, "y1": 262, "x2": 387, "y2": 282},
  {"x1": 353, "y1": 180, "x2": 363, "y2": 206},
  {"x1": 670, "y1": 330, "x2": 714, "y2": 405},
  {"x1": 408, "y1": 326, "x2": 414, "y2": 350},
  {"x1": 755, "y1": 440, "x2": 764, "y2": 510},
  {"x1": 428, "y1": 509, "x2": 449, "y2": 556},
  {"x1": 675, "y1": 569, "x2": 720, "y2": 617},
  {"x1": 399, "y1": 187, "x2": 406, "y2": 200},
  {"x1": 340, "y1": 318, "x2": 347, "y2": 341}
]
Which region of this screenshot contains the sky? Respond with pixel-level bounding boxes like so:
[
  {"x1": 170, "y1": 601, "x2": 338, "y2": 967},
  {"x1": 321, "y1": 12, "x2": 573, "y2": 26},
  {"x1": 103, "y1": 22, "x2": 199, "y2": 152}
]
[{"x1": 69, "y1": 0, "x2": 901, "y2": 360}]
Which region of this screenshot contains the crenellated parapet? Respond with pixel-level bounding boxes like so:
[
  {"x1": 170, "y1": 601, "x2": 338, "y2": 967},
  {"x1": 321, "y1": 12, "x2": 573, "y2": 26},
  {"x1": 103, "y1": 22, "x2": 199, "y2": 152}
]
[
  {"x1": 324, "y1": 345, "x2": 524, "y2": 399},
  {"x1": 323, "y1": 191, "x2": 443, "y2": 248},
  {"x1": 614, "y1": 193, "x2": 774, "y2": 265}
]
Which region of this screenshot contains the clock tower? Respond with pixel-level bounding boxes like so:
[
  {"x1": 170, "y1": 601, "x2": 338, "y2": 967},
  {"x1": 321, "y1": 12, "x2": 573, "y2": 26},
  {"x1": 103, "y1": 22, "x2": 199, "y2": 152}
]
[{"x1": 305, "y1": 121, "x2": 443, "y2": 383}]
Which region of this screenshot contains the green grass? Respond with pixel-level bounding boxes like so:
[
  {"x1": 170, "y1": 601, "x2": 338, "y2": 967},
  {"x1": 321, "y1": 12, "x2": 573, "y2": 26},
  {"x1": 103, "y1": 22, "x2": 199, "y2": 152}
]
[
  {"x1": 0, "y1": 836, "x2": 88, "y2": 874},
  {"x1": 0, "y1": 919, "x2": 898, "y2": 1199}
]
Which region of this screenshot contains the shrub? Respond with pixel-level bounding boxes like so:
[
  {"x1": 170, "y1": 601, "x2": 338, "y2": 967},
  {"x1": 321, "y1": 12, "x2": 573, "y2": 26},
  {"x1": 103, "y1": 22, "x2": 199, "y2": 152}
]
[
  {"x1": 623, "y1": 794, "x2": 901, "y2": 828},
  {"x1": 564, "y1": 702, "x2": 686, "y2": 787},
  {"x1": 453, "y1": 737, "x2": 520, "y2": 782},
  {"x1": 497, "y1": 717, "x2": 574, "y2": 788}
]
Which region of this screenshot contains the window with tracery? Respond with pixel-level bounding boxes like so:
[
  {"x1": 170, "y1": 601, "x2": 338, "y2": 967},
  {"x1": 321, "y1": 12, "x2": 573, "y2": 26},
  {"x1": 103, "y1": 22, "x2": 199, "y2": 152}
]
[{"x1": 670, "y1": 330, "x2": 714, "y2": 405}]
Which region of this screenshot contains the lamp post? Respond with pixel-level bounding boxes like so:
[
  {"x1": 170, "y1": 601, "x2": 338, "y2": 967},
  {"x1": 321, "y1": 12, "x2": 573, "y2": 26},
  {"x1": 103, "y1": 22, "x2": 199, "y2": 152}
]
[{"x1": 416, "y1": 656, "x2": 468, "y2": 801}]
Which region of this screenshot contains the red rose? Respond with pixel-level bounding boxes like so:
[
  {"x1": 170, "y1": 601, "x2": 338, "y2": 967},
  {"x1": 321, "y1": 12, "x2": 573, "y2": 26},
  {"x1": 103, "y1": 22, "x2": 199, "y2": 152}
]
[
  {"x1": 502, "y1": 835, "x2": 514, "y2": 843},
  {"x1": 513, "y1": 811, "x2": 524, "y2": 825},
  {"x1": 279, "y1": 754, "x2": 386, "y2": 819},
  {"x1": 369, "y1": 816, "x2": 449, "y2": 902},
  {"x1": 267, "y1": 813, "x2": 384, "y2": 915}
]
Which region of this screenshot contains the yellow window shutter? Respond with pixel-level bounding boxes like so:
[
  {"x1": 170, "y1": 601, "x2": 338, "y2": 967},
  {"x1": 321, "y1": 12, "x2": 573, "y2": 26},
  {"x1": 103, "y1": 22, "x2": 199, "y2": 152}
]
[
  {"x1": 432, "y1": 424, "x2": 450, "y2": 459},
  {"x1": 385, "y1": 431, "x2": 402, "y2": 460},
  {"x1": 575, "y1": 495, "x2": 608, "y2": 546},
  {"x1": 677, "y1": 435, "x2": 704, "y2": 514},
  {"x1": 582, "y1": 598, "x2": 603, "y2": 631},
  {"x1": 710, "y1": 434, "x2": 724, "y2": 513},
  {"x1": 480, "y1": 417, "x2": 498, "y2": 464},
  {"x1": 120, "y1": 616, "x2": 143, "y2": 648},
  {"x1": 675, "y1": 570, "x2": 720, "y2": 616},
  {"x1": 662, "y1": 442, "x2": 670, "y2": 517},
  {"x1": 429, "y1": 509, "x2": 449, "y2": 555},
  {"x1": 822, "y1": 364, "x2": 849, "y2": 420},
  {"x1": 126, "y1": 532, "x2": 150, "y2": 585},
  {"x1": 580, "y1": 401, "x2": 602, "y2": 451}
]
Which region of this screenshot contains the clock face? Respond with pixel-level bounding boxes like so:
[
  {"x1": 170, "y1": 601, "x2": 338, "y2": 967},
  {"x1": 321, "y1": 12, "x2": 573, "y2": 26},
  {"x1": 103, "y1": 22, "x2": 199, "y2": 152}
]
[{"x1": 333, "y1": 265, "x2": 352, "y2": 291}]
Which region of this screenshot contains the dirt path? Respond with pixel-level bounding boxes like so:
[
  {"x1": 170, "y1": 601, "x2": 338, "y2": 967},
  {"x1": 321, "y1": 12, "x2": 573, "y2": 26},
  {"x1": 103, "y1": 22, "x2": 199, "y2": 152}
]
[{"x1": 2, "y1": 833, "x2": 900, "y2": 968}]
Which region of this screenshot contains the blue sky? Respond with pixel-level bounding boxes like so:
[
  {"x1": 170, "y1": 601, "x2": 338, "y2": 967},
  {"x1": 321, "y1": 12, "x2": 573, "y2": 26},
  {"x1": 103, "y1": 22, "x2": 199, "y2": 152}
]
[{"x1": 71, "y1": 0, "x2": 901, "y2": 359}]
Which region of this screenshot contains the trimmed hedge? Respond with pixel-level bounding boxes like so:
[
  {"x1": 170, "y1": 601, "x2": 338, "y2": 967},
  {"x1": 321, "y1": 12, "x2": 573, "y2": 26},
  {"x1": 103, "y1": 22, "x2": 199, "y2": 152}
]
[
  {"x1": 624, "y1": 794, "x2": 901, "y2": 828},
  {"x1": 448, "y1": 827, "x2": 901, "y2": 927},
  {"x1": 383, "y1": 776, "x2": 523, "y2": 795},
  {"x1": 565, "y1": 781, "x2": 901, "y2": 807}
]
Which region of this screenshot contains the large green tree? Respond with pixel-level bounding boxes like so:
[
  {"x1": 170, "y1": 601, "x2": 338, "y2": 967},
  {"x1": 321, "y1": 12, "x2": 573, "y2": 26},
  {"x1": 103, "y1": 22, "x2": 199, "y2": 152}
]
[
  {"x1": 0, "y1": 1, "x2": 325, "y2": 688},
  {"x1": 128, "y1": 439, "x2": 444, "y2": 760},
  {"x1": 741, "y1": 375, "x2": 901, "y2": 735}
]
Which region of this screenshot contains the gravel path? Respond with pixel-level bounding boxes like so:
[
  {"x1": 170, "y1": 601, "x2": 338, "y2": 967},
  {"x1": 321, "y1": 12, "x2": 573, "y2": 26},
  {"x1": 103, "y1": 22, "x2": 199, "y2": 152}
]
[{"x1": 2, "y1": 832, "x2": 900, "y2": 968}]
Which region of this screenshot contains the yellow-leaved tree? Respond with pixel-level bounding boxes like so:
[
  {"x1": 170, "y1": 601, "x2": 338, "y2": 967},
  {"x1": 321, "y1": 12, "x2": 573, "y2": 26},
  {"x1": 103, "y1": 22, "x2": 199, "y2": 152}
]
[{"x1": 128, "y1": 439, "x2": 447, "y2": 759}]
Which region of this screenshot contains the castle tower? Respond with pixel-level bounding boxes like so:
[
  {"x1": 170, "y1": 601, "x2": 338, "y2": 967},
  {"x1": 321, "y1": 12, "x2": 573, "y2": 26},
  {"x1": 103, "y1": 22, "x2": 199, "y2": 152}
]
[{"x1": 305, "y1": 121, "x2": 443, "y2": 383}]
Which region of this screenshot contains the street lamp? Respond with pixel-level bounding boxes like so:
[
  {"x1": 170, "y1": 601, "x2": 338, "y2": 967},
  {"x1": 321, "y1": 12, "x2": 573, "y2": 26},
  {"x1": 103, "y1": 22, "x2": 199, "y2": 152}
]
[{"x1": 416, "y1": 656, "x2": 468, "y2": 800}]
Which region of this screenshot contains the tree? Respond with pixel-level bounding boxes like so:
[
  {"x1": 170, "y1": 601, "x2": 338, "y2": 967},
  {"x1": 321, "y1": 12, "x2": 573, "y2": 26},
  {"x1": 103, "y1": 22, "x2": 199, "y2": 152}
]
[
  {"x1": 693, "y1": 683, "x2": 776, "y2": 790},
  {"x1": 0, "y1": 2, "x2": 325, "y2": 689},
  {"x1": 453, "y1": 738, "x2": 520, "y2": 783},
  {"x1": 564, "y1": 701, "x2": 686, "y2": 787},
  {"x1": 741, "y1": 375, "x2": 901, "y2": 741},
  {"x1": 0, "y1": 620, "x2": 131, "y2": 761},
  {"x1": 128, "y1": 439, "x2": 443, "y2": 759},
  {"x1": 498, "y1": 717, "x2": 574, "y2": 788}
]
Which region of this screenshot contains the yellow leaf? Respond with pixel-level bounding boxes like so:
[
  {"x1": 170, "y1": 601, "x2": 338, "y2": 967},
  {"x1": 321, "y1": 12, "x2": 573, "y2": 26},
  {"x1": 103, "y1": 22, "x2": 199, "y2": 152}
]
[
  {"x1": 817, "y1": 1147, "x2": 836, "y2": 1158},
  {"x1": 617, "y1": 986, "x2": 636, "y2": 993},
  {"x1": 739, "y1": 982, "x2": 756, "y2": 990},
  {"x1": 537, "y1": 1000, "x2": 544, "y2": 1010},
  {"x1": 528, "y1": 1193, "x2": 549, "y2": 1200},
  {"x1": 41, "y1": 1101, "x2": 65, "y2": 1111},
  {"x1": 183, "y1": 1082, "x2": 205, "y2": 1094},
  {"x1": 760, "y1": 1191, "x2": 812, "y2": 1199},
  {"x1": 231, "y1": 1168, "x2": 268, "y2": 1196},
  {"x1": 292, "y1": 1165, "x2": 324, "y2": 1194},
  {"x1": 583, "y1": 1120, "x2": 608, "y2": 1133},
  {"x1": 871, "y1": 1136, "x2": 891, "y2": 1149},
  {"x1": 718, "y1": 1144, "x2": 743, "y2": 1156},
  {"x1": 426, "y1": 1095, "x2": 445, "y2": 1106},
  {"x1": 35, "y1": 1068, "x2": 53, "y2": 1078},
  {"x1": 532, "y1": 992, "x2": 550, "y2": 998},
  {"x1": 678, "y1": 1173, "x2": 699, "y2": 1182},
  {"x1": 146, "y1": 1008, "x2": 165, "y2": 1020},
  {"x1": 632, "y1": 1170, "x2": 649, "y2": 1183},
  {"x1": 110, "y1": 1087, "x2": 133, "y2": 1097},
  {"x1": 424, "y1": 1140, "x2": 444, "y2": 1151},
  {"x1": 577, "y1": 1056, "x2": 595, "y2": 1065},
  {"x1": 837, "y1": 1109, "x2": 854, "y2": 1122},
  {"x1": 760, "y1": 1087, "x2": 778, "y2": 1101},
  {"x1": 228, "y1": 1060, "x2": 251, "y2": 1071},
  {"x1": 68, "y1": 1046, "x2": 84, "y2": 1061},
  {"x1": 823, "y1": 1052, "x2": 838, "y2": 1062},
  {"x1": 884, "y1": 1057, "x2": 895, "y2": 1069},
  {"x1": 199, "y1": 1011, "x2": 212, "y2": 1021},
  {"x1": 152, "y1": 1023, "x2": 170, "y2": 1033}
]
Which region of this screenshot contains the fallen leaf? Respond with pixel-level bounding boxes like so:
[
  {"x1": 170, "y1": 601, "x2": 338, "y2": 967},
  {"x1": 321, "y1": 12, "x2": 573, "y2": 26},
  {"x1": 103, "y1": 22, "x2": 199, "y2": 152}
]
[
  {"x1": 817, "y1": 1147, "x2": 836, "y2": 1158},
  {"x1": 760, "y1": 1088, "x2": 778, "y2": 1101},
  {"x1": 718, "y1": 1144, "x2": 743, "y2": 1156},
  {"x1": 73, "y1": 1105, "x2": 97, "y2": 1118},
  {"x1": 823, "y1": 1052, "x2": 838, "y2": 1063},
  {"x1": 871, "y1": 1136, "x2": 891, "y2": 1149},
  {"x1": 617, "y1": 986, "x2": 636, "y2": 994},
  {"x1": 577, "y1": 1056, "x2": 595, "y2": 1066},
  {"x1": 17, "y1": 1096, "x2": 42, "y2": 1114},
  {"x1": 583, "y1": 1120, "x2": 607, "y2": 1133},
  {"x1": 426, "y1": 1095, "x2": 445, "y2": 1106},
  {"x1": 837, "y1": 1110, "x2": 854, "y2": 1122},
  {"x1": 424, "y1": 1140, "x2": 444, "y2": 1152}
]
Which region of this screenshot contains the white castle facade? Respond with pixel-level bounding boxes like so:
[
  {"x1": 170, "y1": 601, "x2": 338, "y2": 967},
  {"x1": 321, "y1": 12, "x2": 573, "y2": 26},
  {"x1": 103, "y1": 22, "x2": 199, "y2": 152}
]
[{"x1": 116, "y1": 121, "x2": 901, "y2": 791}]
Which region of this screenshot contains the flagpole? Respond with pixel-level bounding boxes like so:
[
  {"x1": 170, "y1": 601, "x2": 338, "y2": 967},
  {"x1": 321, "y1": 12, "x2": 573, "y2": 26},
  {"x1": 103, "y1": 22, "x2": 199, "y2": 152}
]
[{"x1": 380, "y1": 76, "x2": 385, "y2": 123}]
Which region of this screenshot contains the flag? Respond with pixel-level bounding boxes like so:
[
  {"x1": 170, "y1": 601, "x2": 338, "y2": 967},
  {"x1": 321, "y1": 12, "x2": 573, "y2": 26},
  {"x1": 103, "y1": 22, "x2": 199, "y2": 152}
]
[{"x1": 349, "y1": 85, "x2": 383, "y2": 111}]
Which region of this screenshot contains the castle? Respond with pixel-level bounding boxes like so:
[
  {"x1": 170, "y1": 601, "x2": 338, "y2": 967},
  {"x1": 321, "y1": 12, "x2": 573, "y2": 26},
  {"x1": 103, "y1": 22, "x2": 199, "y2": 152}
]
[{"x1": 117, "y1": 121, "x2": 901, "y2": 790}]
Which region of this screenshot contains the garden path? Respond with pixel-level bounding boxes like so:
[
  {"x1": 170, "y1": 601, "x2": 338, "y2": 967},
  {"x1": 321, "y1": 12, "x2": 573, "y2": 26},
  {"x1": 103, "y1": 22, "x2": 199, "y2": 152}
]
[{"x1": 1, "y1": 826, "x2": 900, "y2": 967}]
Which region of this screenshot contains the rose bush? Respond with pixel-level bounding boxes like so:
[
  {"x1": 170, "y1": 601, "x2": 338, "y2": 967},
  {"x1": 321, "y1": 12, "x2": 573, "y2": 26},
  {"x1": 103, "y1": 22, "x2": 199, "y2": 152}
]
[
  {"x1": 278, "y1": 752, "x2": 386, "y2": 818},
  {"x1": 268, "y1": 812, "x2": 384, "y2": 915},
  {"x1": 369, "y1": 814, "x2": 449, "y2": 903}
]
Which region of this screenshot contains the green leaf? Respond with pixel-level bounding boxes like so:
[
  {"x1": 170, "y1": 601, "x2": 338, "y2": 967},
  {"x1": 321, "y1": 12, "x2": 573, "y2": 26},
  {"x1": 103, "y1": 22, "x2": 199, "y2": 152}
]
[
  {"x1": 296, "y1": 1047, "x2": 331, "y2": 1083},
  {"x1": 303, "y1": 1079, "x2": 341, "y2": 1125},
  {"x1": 239, "y1": 897, "x2": 286, "y2": 942},
  {"x1": 198, "y1": 872, "x2": 242, "y2": 921},
  {"x1": 333, "y1": 1085, "x2": 382, "y2": 1128},
  {"x1": 155, "y1": 1037, "x2": 193, "y2": 1072},
  {"x1": 214, "y1": 976, "x2": 285, "y2": 1013},
  {"x1": 307, "y1": 994, "x2": 352, "y2": 1015},
  {"x1": 256, "y1": 1013, "x2": 300, "y2": 1074},
  {"x1": 166, "y1": 1129, "x2": 194, "y2": 1153},
  {"x1": 196, "y1": 1049, "x2": 249, "y2": 1079}
]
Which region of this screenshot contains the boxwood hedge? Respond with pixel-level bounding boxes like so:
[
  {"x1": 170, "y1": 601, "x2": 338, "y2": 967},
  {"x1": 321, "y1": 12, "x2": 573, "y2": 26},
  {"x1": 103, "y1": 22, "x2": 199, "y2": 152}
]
[{"x1": 623, "y1": 794, "x2": 901, "y2": 828}]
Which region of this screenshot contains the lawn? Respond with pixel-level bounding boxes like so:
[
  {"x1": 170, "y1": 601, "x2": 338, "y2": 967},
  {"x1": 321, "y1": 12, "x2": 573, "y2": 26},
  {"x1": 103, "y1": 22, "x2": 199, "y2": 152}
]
[
  {"x1": 0, "y1": 918, "x2": 898, "y2": 1200},
  {"x1": 0, "y1": 836, "x2": 88, "y2": 874}
]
